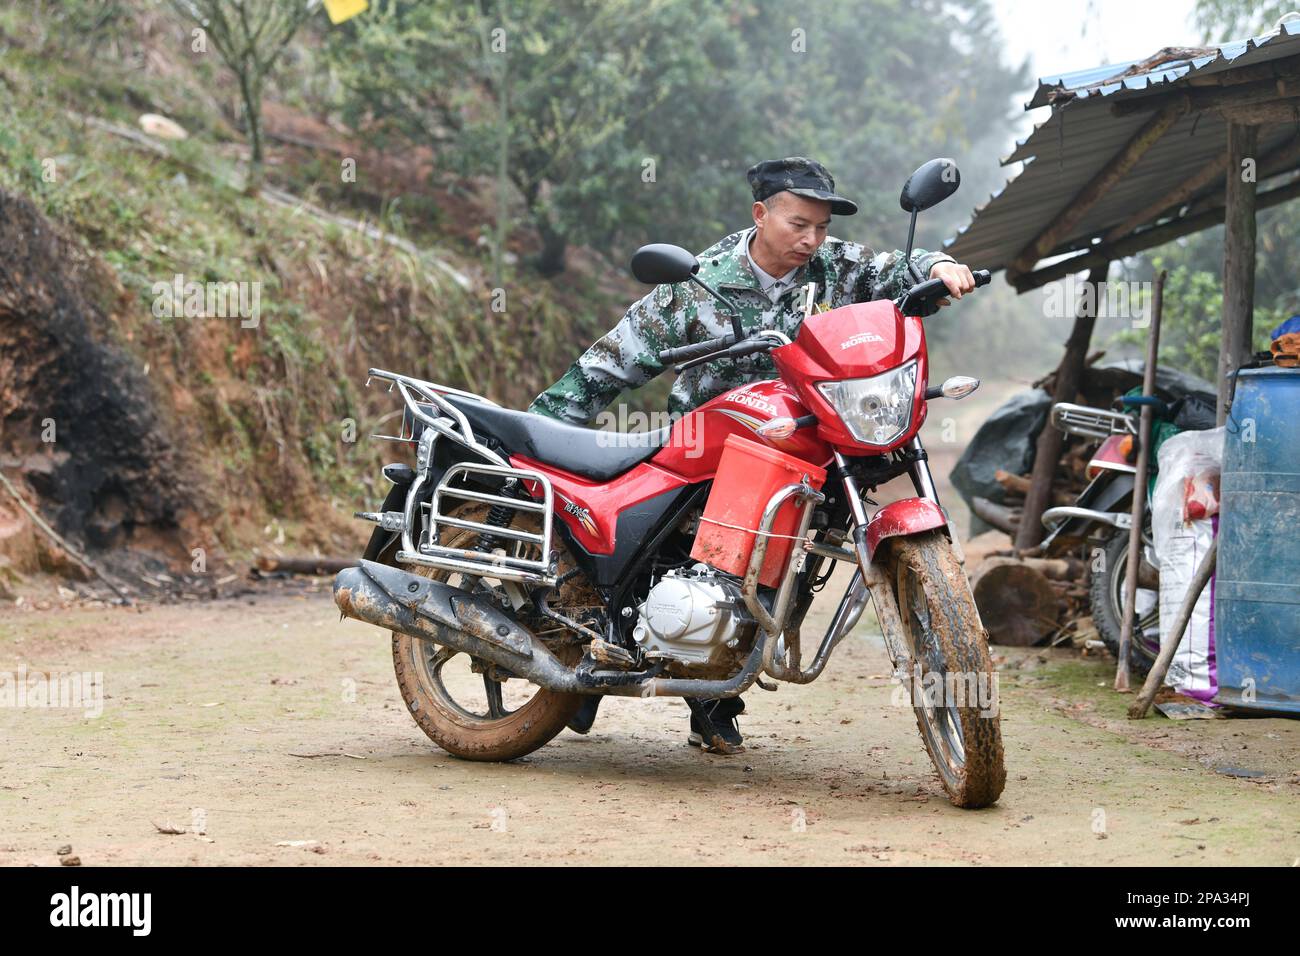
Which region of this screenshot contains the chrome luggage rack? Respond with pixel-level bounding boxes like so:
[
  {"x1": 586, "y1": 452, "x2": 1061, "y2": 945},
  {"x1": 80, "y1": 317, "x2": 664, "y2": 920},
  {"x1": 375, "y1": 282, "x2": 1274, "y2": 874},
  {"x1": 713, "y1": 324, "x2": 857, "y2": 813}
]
[
  {"x1": 1050, "y1": 402, "x2": 1137, "y2": 440},
  {"x1": 358, "y1": 368, "x2": 558, "y2": 586}
]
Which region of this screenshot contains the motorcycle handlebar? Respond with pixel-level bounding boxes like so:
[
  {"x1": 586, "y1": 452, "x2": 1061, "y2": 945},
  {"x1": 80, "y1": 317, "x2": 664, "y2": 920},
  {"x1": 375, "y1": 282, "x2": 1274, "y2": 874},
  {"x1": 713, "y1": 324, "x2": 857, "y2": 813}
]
[
  {"x1": 658, "y1": 333, "x2": 735, "y2": 365},
  {"x1": 897, "y1": 268, "x2": 991, "y2": 317},
  {"x1": 909, "y1": 268, "x2": 992, "y2": 301},
  {"x1": 673, "y1": 335, "x2": 775, "y2": 373}
]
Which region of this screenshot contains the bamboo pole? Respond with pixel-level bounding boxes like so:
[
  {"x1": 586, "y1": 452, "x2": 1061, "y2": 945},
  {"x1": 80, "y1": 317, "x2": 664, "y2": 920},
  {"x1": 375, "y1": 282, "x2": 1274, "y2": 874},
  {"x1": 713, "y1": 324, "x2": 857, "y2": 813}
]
[
  {"x1": 1115, "y1": 269, "x2": 1166, "y2": 692},
  {"x1": 1128, "y1": 539, "x2": 1217, "y2": 719}
]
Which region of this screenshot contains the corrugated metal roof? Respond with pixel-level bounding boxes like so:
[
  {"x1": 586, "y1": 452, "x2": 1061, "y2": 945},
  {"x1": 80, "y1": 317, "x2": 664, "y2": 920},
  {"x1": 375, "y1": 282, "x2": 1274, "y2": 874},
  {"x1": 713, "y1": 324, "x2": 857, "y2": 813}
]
[{"x1": 945, "y1": 20, "x2": 1300, "y2": 277}]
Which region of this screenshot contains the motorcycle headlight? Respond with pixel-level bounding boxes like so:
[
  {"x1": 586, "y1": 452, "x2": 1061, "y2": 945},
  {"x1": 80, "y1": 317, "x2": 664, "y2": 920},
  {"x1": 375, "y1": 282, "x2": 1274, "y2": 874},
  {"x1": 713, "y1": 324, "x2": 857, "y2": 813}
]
[{"x1": 816, "y1": 360, "x2": 918, "y2": 446}]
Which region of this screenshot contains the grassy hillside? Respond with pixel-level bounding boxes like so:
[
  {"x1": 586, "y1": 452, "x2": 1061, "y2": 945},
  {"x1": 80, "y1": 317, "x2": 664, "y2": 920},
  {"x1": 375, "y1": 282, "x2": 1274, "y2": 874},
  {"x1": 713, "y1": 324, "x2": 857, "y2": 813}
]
[{"x1": 0, "y1": 8, "x2": 638, "y2": 572}]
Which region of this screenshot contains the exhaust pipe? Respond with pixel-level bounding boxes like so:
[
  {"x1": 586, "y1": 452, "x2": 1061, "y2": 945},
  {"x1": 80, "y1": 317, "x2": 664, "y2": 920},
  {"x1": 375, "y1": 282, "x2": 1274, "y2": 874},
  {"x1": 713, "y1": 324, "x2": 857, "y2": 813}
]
[
  {"x1": 333, "y1": 560, "x2": 768, "y2": 700},
  {"x1": 334, "y1": 560, "x2": 583, "y2": 692}
]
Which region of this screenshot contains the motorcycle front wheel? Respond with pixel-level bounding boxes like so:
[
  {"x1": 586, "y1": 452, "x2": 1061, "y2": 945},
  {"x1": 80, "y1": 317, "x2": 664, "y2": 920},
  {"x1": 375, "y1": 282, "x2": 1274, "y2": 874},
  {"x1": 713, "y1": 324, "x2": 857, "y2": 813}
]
[{"x1": 888, "y1": 532, "x2": 1006, "y2": 809}]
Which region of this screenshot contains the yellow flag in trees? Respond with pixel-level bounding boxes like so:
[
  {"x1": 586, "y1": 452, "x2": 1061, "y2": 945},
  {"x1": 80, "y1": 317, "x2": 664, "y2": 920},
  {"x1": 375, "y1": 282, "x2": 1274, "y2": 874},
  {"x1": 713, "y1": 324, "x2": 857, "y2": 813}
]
[{"x1": 322, "y1": 0, "x2": 368, "y2": 25}]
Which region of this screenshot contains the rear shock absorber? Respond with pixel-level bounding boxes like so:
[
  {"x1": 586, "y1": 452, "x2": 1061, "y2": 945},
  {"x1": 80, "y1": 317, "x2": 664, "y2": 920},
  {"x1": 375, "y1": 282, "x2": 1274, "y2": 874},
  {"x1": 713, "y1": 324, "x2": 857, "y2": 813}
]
[{"x1": 474, "y1": 480, "x2": 520, "y2": 554}]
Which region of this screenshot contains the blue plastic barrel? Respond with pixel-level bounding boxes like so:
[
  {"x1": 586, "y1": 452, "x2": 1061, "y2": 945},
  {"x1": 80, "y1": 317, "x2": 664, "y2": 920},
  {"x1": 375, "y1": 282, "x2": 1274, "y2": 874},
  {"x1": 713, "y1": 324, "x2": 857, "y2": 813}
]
[{"x1": 1214, "y1": 368, "x2": 1300, "y2": 714}]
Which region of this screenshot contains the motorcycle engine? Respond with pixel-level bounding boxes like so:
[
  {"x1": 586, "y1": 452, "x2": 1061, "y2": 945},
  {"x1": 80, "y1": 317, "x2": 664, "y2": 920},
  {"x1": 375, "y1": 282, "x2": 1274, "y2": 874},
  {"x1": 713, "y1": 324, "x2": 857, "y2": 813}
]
[{"x1": 631, "y1": 564, "x2": 748, "y2": 666}]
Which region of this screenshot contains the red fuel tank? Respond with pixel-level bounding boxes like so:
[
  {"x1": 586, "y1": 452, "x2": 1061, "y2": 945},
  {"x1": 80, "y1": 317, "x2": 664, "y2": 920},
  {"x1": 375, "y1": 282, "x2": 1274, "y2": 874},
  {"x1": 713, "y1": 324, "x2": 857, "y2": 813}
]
[{"x1": 651, "y1": 379, "x2": 834, "y2": 480}]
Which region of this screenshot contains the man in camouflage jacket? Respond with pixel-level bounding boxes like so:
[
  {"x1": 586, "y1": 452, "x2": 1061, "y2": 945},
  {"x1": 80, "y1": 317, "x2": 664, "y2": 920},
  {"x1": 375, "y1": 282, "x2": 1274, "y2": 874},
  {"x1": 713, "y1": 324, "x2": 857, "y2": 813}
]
[{"x1": 530, "y1": 157, "x2": 977, "y2": 750}]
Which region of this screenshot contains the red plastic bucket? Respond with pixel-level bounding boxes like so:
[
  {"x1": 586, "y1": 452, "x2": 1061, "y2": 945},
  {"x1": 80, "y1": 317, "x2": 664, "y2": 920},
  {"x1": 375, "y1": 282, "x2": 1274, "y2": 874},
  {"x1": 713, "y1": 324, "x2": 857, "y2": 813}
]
[{"x1": 690, "y1": 434, "x2": 827, "y2": 587}]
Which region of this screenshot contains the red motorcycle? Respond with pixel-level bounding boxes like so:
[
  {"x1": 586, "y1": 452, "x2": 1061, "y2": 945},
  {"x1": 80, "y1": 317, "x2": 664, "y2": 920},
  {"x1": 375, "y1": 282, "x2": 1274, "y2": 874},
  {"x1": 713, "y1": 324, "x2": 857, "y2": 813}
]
[{"x1": 336, "y1": 159, "x2": 1005, "y2": 808}]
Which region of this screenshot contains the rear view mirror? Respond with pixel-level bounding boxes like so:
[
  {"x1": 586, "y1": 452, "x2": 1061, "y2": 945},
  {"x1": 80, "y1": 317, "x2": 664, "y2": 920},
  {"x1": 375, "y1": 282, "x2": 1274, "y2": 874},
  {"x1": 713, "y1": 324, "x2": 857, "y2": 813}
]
[
  {"x1": 900, "y1": 158, "x2": 961, "y2": 213},
  {"x1": 630, "y1": 244, "x2": 698, "y2": 285}
]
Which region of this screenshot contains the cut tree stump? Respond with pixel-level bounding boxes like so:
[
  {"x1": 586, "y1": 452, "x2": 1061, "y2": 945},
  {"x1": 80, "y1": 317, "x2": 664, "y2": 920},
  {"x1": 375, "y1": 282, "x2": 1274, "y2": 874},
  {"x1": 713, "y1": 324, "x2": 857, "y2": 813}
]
[{"x1": 970, "y1": 557, "x2": 1061, "y2": 646}]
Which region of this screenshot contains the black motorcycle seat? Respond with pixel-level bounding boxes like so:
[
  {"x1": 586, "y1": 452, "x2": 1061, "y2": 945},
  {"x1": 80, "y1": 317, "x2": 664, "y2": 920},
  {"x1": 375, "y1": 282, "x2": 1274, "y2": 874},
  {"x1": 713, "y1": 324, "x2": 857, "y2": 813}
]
[{"x1": 442, "y1": 396, "x2": 672, "y2": 482}]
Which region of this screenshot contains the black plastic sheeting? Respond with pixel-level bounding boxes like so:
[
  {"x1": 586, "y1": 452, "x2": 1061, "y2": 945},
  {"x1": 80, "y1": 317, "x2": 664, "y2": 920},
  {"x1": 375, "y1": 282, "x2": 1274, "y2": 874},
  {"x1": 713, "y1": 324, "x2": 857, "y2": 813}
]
[
  {"x1": 950, "y1": 390, "x2": 1052, "y2": 537},
  {"x1": 949, "y1": 361, "x2": 1215, "y2": 536}
]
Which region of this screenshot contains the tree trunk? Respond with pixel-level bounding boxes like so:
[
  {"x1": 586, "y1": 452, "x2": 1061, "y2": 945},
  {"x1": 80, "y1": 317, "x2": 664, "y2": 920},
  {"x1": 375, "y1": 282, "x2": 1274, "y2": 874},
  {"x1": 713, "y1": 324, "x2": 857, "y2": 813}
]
[
  {"x1": 534, "y1": 216, "x2": 568, "y2": 277},
  {"x1": 1219, "y1": 122, "x2": 1257, "y2": 425},
  {"x1": 239, "y1": 69, "x2": 264, "y2": 196},
  {"x1": 1014, "y1": 263, "x2": 1111, "y2": 550}
]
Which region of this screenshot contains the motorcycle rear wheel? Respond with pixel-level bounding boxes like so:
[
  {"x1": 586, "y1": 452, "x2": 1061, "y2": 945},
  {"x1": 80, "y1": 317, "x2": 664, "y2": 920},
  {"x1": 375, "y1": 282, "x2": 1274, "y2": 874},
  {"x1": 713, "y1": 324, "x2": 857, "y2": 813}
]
[
  {"x1": 888, "y1": 532, "x2": 1006, "y2": 809},
  {"x1": 1090, "y1": 529, "x2": 1161, "y2": 676},
  {"x1": 381, "y1": 504, "x2": 585, "y2": 762}
]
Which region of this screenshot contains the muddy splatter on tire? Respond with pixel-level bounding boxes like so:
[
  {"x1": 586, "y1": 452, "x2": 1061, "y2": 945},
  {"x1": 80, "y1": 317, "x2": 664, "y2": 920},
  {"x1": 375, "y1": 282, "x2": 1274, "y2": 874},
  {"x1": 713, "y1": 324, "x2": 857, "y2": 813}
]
[
  {"x1": 888, "y1": 532, "x2": 1006, "y2": 808},
  {"x1": 381, "y1": 504, "x2": 583, "y2": 762}
]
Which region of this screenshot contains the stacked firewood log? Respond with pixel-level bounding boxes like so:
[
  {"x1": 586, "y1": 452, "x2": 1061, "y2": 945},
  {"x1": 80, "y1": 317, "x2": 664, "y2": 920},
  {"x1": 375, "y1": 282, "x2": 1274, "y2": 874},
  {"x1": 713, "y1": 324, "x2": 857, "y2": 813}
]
[
  {"x1": 964, "y1": 354, "x2": 1137, "y2": 649},
  {"x1": 965, "y1": 529, "x2": 1096, "y2": 648}
]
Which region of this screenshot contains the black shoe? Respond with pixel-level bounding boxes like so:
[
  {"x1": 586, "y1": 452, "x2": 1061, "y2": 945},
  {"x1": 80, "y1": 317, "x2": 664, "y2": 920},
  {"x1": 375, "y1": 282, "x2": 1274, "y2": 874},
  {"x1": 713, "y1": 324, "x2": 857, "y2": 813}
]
[
  {"x1": 567, "y1": 695, "x2": 601, "y2": 735},
  {"x1": 687, "y1": 697, "x2": 745, "y2": 754}
]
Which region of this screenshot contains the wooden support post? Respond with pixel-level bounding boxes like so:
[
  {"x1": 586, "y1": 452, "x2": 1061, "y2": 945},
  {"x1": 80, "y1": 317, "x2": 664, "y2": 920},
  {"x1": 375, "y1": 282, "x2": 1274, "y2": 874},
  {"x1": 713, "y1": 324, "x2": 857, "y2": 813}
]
[
  {"x1": 1115, "y1": 269, "x2": 1166, "y2": 693},
  {"x1": 1014, "y1": 262, "x2": 1111, "y2": 551},
  {"x1": 1220, "y1": 122, "x2": 1258, "y2": 425}
]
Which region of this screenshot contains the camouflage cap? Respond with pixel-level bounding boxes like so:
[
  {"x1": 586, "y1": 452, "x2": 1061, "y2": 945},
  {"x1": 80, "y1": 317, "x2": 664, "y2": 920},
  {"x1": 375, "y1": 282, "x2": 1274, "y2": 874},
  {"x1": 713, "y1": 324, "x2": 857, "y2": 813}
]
[{"x1": 746, "y1": 157, "x2": 858, "y2": 216}]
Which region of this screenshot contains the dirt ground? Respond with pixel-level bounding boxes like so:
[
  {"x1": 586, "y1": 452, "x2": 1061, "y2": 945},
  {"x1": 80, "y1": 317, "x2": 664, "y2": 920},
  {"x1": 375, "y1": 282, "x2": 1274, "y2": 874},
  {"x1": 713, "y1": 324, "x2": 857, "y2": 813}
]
[{"x1": 2, "y1": 574, "x2": 1297, "y2": 867}]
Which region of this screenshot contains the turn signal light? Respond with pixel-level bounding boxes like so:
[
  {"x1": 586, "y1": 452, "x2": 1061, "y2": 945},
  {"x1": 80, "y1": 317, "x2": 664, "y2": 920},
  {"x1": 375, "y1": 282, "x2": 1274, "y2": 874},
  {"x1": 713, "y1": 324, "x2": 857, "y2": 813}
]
[
  {"x1": 940, "y1": 376, "x2": 981, "y2": 399},
  {"x1": 756, "y1": 417, "x2": 797, "y2": 439}
]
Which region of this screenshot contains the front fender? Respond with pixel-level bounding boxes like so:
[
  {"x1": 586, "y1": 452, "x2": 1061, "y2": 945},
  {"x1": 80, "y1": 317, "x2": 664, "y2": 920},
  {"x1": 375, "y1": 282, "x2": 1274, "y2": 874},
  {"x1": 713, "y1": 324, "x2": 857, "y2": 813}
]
[{"x1": 864, "y1": 497, "x2": 948, "y2": 561}]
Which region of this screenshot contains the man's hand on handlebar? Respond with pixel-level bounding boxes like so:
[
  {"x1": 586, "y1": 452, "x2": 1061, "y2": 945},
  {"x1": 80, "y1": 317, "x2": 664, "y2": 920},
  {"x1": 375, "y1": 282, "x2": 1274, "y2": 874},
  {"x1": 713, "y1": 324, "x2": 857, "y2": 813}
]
[
  {"x1": 896, "y1": 266, "x2": 990, "y2": 317},
  {"x1": 929, "y1": 261, "x2": 978, "y2": 308},
  {"x1": 657, "y1": 333, "x2": 736, "y2": 366}
]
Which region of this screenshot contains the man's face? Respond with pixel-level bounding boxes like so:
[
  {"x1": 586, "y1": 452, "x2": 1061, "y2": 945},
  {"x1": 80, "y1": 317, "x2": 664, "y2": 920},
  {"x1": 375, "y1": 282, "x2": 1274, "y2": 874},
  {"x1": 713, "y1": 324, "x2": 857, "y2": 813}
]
[{"x1": 752, "y1": 192, "x2": 832, "y2": 273}]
